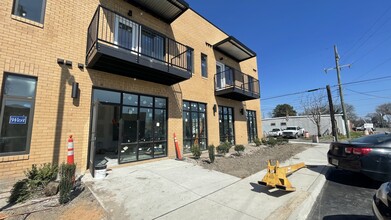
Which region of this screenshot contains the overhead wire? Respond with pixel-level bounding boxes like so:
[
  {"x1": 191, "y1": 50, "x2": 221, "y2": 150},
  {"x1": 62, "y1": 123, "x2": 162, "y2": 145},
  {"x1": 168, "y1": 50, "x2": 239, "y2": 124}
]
[
  {"x1": 261, "y1": 75, "x2": 391, "y2": 101},
  {"x1": 354, "y1": 56, "x2": 391, "y2": 80},
  {"x1": 343, "y1": 4, "x2": 391, "y2": 60},
  {"x1": 345, "y1": 88, "x2": 391, "y2": 100}
]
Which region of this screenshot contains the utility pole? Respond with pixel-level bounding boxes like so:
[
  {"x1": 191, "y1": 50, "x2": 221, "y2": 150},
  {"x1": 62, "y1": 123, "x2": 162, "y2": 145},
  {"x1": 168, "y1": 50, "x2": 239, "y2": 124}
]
[
  {"x1": 326, "y1": 85, "x2": 338, "y2": 142},
  {"x1": 324, "y1": 45, "x2": 351, "y2": 139}
]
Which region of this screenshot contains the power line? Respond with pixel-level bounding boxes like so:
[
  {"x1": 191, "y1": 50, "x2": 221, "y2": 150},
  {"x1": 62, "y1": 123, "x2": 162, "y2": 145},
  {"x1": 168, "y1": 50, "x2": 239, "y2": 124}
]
[
  {"x1": 261, "y1": 75, "x2": 391, "y2": 101},
  {"x1": 343, "y1": 4, "x2": 391, "y2": 60},
  {"x1": 347, "y1": 88, "x2": 391, "y2": 94},
  {"x1": 335, "y1": 75, "x2": 391, "y2": 87},
  {"x1": 350, "y1": 33, "x2": 391, "y2": 66},
  {"x1": 345, "y1": 88, "x2": 391, "y2": 100},
  {"x1": 354, "y1": 56, "x2": 391, "y2": 80},
  {"x1": 260, "y1": 87, "x2": 324, "y2": 101}
]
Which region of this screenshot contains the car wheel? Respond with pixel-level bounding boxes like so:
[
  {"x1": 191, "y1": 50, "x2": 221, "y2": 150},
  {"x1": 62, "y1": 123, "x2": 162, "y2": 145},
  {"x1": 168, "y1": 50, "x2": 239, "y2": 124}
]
[{"x1": 295, "y1": 134, "x2": 298, "y2": 139}]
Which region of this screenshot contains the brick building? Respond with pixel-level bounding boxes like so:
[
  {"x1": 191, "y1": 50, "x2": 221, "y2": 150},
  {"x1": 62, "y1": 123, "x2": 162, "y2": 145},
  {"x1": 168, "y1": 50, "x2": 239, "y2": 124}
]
[{"x1": 0, "y1": 0, "x2": 262, "y2": 185}]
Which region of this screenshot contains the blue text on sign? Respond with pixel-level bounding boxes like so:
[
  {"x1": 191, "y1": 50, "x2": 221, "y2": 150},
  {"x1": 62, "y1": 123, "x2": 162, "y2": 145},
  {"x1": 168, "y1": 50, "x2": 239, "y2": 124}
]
[{"x1": 9, "y1": 116, "x2": 27, "y2": 125}]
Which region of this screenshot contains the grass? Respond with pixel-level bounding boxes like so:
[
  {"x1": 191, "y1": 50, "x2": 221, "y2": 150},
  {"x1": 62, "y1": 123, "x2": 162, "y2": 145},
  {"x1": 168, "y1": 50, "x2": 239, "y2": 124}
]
[{"x1": 318, "y1": 131, "x2": 365, "y2": 142}]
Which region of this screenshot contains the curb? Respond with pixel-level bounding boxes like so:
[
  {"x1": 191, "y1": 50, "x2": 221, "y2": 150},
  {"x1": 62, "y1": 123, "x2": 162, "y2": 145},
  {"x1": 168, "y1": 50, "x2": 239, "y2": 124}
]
[{"x1": 288, "y1": 165, "x2": 330, "y2": 220}]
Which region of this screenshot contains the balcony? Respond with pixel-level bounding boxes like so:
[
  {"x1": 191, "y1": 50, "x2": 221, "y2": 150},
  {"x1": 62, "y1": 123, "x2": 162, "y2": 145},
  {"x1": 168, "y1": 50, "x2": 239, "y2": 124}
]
[
  {"x1": 86, "y1": 6, "x2": 193, "y2": 86},
  {"x1": 214, "y1": 68, "x2": 260, "y2": 101}
]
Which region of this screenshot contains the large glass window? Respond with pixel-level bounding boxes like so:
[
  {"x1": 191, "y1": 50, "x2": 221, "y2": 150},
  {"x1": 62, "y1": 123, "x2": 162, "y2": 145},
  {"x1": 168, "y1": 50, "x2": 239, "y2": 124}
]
[
  {"x1": 183, "y1": 101, "x2": 207, "y2": 153},
  {"x1": 219, "y1": 106, "x2": 235, "y2": 144},
  {"x1": 141, "y1": 29, "x2": 165, "y2": 61},
  {"x1": 114, "y1": 15, "x2": 139, "y2": 51},
  {"x1": 201, "y1": 53, "x2": 208, "y2": 78},
  {"x1": 0, "y1": 74, "x2": 37, "y2": 156},
  {"x1": 120, "y1": 93, "x2": 167, "y2": 162},
  {"x1": 92, "y1": 89, "x2": 167, "y2": 164},
  {"x1": 12, "y1": 0, "x2": 46, "y2": 24},
  {"x1": 247, "y1": 110, "x2": 258, "y2": 143}
]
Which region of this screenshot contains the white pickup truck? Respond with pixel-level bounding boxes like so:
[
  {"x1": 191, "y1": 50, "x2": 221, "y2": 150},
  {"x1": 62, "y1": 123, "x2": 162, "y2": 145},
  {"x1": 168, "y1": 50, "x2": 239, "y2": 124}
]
[
  {"x1": 268, "y1": 128, "x2": 283, "y2": 137},
  {"x1": 282, "y1": 126, "x2": 305, "y2": 139}
]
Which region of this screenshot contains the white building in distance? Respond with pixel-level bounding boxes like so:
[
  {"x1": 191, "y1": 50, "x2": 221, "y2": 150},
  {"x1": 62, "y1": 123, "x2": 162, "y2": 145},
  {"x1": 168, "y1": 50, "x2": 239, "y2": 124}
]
[{"x1": 262, "y1": 114, "x2": 347, "y2": 136}]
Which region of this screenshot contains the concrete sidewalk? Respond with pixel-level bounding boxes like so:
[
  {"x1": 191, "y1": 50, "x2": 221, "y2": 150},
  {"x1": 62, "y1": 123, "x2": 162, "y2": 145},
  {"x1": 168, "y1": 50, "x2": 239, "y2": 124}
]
[{"x1": 83, "y1": 143, "x2": 330, "y2": 220}]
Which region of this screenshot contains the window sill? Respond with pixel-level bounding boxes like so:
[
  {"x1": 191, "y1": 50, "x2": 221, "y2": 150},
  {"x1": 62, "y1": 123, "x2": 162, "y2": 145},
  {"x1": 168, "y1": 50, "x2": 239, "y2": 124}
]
[
  {"x1": 11, "y1": 15, "x2": 44, "y2": 28},
  {"x1": 0, "y1": 154, "x2": 29, "y2": 162},
  {"x1": 202, "y1": 76, "x2": 208, "y2": 80}
]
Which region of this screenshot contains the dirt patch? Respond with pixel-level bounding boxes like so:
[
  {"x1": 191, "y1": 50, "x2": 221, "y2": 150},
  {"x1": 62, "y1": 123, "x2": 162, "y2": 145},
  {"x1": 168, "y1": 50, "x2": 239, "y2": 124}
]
[
  {"x1": 0, "y1": 184, "x2": 107, "y2": 220},
  {"x1": 184, "y1": 143, "x2": 308, "y2": 178}
]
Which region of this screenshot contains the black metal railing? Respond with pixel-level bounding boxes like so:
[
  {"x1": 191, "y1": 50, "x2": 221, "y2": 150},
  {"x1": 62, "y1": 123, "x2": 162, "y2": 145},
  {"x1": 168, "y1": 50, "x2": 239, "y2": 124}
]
[
  {"x1": 86, "y1": 5, "x2": 193, "y2": 73},
  {"x1": 215, "y1": 68, "x2": 260, "y2": 95}
]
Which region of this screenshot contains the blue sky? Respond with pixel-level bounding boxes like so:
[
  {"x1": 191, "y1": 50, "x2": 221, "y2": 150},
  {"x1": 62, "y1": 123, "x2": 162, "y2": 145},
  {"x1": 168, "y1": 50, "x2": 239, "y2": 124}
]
[{"x1": 186, "y1": 0, "x2": 391, "y2": 118}]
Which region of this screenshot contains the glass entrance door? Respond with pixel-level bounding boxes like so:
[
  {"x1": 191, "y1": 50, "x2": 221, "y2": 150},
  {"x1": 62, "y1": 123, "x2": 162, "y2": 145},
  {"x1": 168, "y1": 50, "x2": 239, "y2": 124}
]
[
  {"x1": 247, "y1": 110, "x2": 257, "y2": 143},
  {"x1": 89, "y1": 101, "x2": 99, "y2": 177},
  {"x1": 89, "y1": 100, "x2": 120, "y2": 175},
  {"x1": 91, "y1": 89, "x2": 168, "y2": 166},
  {"x1": 216, "y1": 62, "x2": 225, "y2": 90}
]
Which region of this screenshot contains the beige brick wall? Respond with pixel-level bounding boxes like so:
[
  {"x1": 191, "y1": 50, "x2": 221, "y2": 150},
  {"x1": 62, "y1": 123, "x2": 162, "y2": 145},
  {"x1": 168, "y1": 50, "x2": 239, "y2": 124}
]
[{"x1": 0, "y1": 0, "x2": 262, "y2": 186}]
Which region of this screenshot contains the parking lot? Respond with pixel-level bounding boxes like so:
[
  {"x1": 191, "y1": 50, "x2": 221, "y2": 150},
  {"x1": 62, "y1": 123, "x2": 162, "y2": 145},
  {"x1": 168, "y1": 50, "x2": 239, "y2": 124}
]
[{"x1": 307, "y1": 167, "x2": 381, "y2": 219}]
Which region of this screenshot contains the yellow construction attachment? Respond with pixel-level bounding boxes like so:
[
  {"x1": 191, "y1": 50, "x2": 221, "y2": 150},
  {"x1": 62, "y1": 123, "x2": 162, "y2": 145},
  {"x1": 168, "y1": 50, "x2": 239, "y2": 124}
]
[{"x1": 258, "y1": 160, "x2": 306, "y2": 192}]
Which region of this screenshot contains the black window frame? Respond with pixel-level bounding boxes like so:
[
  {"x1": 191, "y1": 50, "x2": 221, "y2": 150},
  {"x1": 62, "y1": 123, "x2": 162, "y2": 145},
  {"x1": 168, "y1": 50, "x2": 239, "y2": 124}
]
[
  {"x1": 182, "y1": 100, "x2": 208, "y2": 153},
  {"x1": 246, "y1": 110, "x2": 258, "y2": 143},
  {"x1": 12, "y1": 0, "x2": 47, "y2": 24},
  {"x1": 91, "y1": 87, "x2": 168, "y2": 164},
  {"x1": 201, "y1": 53, "x2": 208, "y2": 78},
  {"x1": 0, "y1": 73, "x2": 37, "y2": 156},
  {"x1": 219, "y1": 106, "x2": 235, "y2": 144},
  {"x1": 140, "y1": 28, "x2": 166, "y2": 61}
]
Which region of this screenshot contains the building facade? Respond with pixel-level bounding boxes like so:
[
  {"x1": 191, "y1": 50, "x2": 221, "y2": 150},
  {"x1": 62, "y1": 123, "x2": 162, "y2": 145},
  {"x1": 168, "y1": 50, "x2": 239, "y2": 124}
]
[{"x1": 0, "y1": 0, "x2": 262, "y2": 185}]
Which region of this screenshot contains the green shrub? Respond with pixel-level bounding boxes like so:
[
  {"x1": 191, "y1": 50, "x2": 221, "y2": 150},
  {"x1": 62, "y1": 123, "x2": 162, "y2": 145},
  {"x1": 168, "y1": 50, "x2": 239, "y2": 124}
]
[
  {"x1": 275, "y1": 137, "x2": 288, "y2": 145},
  {"x1": 8, "y1": 163, "x2": 58, "y2": 204},
  {"x1": 190, "y1": 145, "x2": 201, "y2": 159},
  {"x1": 264, "y1": 137, "x2": 288, "y2": 147},
  {"x1": 208, "y1": 145, "x2": 215, "y2": 163},
  {"x1": 254, "y1": 138, "x2": 262, "y2": 147},
  {"x1": 59, "y1": 163, "x2": 76, "y2": 204},
  {"x1": 8, "y1": 179, "x2": 30, "y2": 204},
  {"x1": 234, "y1": 145, "x2": 245, "y2": 155},
  {"x1": 25, "y1": 163, "x2": 58, "y2": 189},
  {"x1": 266, "y1": 138, "x2": 277, "y2": 147},
  {"x1": 217, "y1": 142, "x2": 232, "y2": 154},
  {"x1": 216, "y1": 144, "x2": 226, "y2": 154}
]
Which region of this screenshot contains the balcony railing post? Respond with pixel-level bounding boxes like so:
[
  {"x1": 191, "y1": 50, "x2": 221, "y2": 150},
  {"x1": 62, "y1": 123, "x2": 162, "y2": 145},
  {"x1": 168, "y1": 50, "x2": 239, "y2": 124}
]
[
  {"x1": 137, "y1": 24, "x2": 141, "y2": 62},
  {"x1": 167, "y1": 38, "x2": 170, "y2": 72},
  {"x1": 95, "y1": 6, "x2": 101, "y2": 41}
]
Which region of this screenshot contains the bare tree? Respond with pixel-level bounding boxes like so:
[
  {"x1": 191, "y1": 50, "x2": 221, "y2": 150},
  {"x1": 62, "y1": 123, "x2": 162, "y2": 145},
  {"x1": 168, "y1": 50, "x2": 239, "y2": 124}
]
[
  {"x1": 301, "y1": 91, "x2": 328, "y2": 137},
  {"x1": 376, "y1": 103, "x2": 391, "y2": 127},
  {"x1": 366, "y1": 113, "x2": 386, "y2": 128}
]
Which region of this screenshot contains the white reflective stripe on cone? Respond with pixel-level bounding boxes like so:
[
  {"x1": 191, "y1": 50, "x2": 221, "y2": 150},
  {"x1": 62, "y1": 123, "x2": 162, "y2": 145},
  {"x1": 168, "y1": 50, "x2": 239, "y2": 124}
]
[{"x1": 68, "y1": 151, "x2": 74, "y2": 156}]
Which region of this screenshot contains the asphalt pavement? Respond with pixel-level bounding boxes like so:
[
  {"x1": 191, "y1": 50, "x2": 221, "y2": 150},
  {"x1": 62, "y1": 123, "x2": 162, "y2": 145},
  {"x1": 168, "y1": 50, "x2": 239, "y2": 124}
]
[{"x1": 307, "y1": 167, "x2": 382, "y2": 220}]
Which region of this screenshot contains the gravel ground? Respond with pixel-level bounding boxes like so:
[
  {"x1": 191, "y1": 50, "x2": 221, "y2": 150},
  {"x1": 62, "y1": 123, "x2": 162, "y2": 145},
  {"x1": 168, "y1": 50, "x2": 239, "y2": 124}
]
[
  {"x1": 184, "y1": 143, "x2": 309, "y2": 178},
  {"x1": 0, "y1": 182, "x2": 107, "y2": 220}
]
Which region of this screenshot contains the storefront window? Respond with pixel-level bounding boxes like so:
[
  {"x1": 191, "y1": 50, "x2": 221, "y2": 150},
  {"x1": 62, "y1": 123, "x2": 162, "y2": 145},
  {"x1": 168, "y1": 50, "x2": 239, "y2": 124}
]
[
  {"x1": 183, "y1": 101, "x2": 207, "y2": 153},
  {"x1": 219, "y1": 106, "x2": 235, "y2": 144},
  {"x1": 0, "y1": 74, "x2": 37, "y2": 156},
  {"x1": 92, "y1": 88, "x2": 167, "y2": 164},
  {"x1": 247, "y1": 110, "x2": 257, "y2": 143}
]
